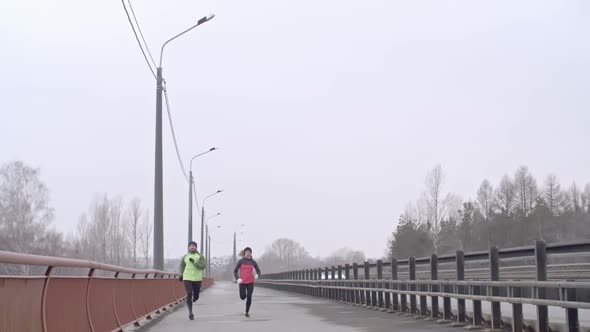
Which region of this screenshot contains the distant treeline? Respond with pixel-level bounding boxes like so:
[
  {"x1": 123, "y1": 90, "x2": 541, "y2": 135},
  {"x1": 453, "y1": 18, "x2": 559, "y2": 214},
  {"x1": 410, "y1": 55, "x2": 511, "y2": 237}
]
[
  {"x1": 388, "y1": 165, "x2": 590, "y2": 259},
  {"x1": 0, "y1": 161, "x2": 153, "y2": 275}
]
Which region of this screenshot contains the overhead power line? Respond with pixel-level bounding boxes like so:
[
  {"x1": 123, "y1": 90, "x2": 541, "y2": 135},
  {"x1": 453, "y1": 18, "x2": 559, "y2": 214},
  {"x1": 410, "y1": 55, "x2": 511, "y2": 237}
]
[
  {"x1": 120, "y1": 0, "x2": 156, "y2": 79},
  {"x1": 126, "y1": 0, "x2": 157, "y2": 69},
  {"x1": 163, "y1": 82, "x2": 189, "y2": 182}
]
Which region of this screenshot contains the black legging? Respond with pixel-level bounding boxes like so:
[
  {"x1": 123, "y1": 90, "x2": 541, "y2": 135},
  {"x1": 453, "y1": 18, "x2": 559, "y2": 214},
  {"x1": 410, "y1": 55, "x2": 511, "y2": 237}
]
[
  {"x1": 239, "y1": 283, "x2": 254, "y2": 313},
  {"x1": 184, "y1": 281, "x2": 202, "y2": 313}
]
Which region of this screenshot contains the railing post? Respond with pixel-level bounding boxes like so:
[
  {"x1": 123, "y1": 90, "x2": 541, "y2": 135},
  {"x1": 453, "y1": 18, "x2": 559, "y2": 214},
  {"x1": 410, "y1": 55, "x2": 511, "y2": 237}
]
[
  {"x1": 299, "y1": 270, "x2": 307, "y2": 294},
  {"x1": 374, "y1": 260, "x2": 383, "y2": 308},
  {"x1": 337, "y1": 265, "x2": 343, "y2": 302},
  {"x1": 364, "y1": 261, "x2": 371, "y2": 307},
  {"x1": 371, "y1": 263, "x2": 378, "y2": 308},
  {"x1": 471, "y1": 272, "x2": 483, "y2": 327},
  {"x1": 312, "y1": 269, "x2": 316, "y2": 296},
  {"x1": 401, "y1": 261, "x2": 408, "y2": 313},
  {"x1": 303, "y1": 269, "x2": 312, "y2": 296},
  {"x1": 313, "y1": 269, "x2": 317, "y2": 297},
  {"x1": 383, "y1": 260, "x2": 391, "y2": 311},
  {"x1": 305, "y1": 269, "x2": 309, "y2": 295},
  {"x1": 430, "y1": 254, "x2": 439, "y2": 320},
  {"x1": 345, "y1": 264, "x2": 351, "y2": 303},
  {"x1": 536, "y1": 240, "x2": 549, "y2": 332},
  {"x1": 420, "y1": 259, "x2": 428, "y2": 317},
  {"x1": 392, "y1": 258, "x2": 399, "y2": 311},
  {"x1": 374, "y1": 260, "x2": 385, "y2": 309},
  {"x1": 511, "y1": 285, "x2": 523, "y2": 332},
  {"x1": 565, "y1": 284, "x2": 579, "y2": 332},
  {"x1": 441, "y1": 256, "x2": 451, "y2": 321},
  {"x1": 301, "y1": 269, "x2": 305, "y2": 294},
  {"x1": 301, "y1": 270, "x2": 304, "y2": 294},
  {"x1": 331, "y1": 266, "x2": 336, "y2": 300},
  {"x1": 311, "y1": 269, "x2": 319, "y2": 297},
  {"x1": 318, "y1": 268, "x2": 322, "y2": 297},
  {"x1": 489, "y1": 246, "x2": 501, "y2": 330},
  {"x1": 353, "y1": 263, "x2": 360, "y2": 305},
  {"x1": 325, "y1": 267, "x2": 329, "y2": 299},
  {"x1": 318, "y1": 268, "x2": 323, "y2": 297},
  {"x1": 456, "y1": 250, "x2": 466, "y2": 325},
  {"x1": 420, "y1": 275, "x2": 428, "y2": 316},
  {"x1": 409, "y1": 256, "x2": 417, "y2": 314}
]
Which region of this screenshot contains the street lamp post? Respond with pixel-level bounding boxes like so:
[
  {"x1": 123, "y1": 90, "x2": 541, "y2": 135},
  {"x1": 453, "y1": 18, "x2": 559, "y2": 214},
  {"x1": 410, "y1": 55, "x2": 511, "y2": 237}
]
[
  {"x1": 206, "y1": 225, "x2": 222, "y2": 277},
  {"x1": 207, "y1": 212, "x2": 222, "y2": 223},
  {"x1": 152, "y1": 14, "x2": 215, "y2": 270},
  {"x1": 188, "y1": 148, "x2": 217, "y2": 244},
  {"x1": 201, "y1": 190, "x2": 223, "y2": 253},
  {"x1": 233, "y1": 224, "x2": 245, "y2": 266}
]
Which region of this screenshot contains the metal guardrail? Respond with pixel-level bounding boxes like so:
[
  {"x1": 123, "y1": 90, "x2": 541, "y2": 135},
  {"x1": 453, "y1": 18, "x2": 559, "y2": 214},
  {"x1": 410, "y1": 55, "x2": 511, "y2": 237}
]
[
  {"x1": 0, "y1": 250, "x2": 214, "y2": 332},
  {"x1": 260, "y1": 240, "x2": 590, "y2": 332}
]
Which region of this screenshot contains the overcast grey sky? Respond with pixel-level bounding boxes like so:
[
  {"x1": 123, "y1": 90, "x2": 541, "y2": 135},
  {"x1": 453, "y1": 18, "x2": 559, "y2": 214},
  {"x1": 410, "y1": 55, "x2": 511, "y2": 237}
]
[{"x1": 1, "y1": 0, "x2": 589, "y2": 259}]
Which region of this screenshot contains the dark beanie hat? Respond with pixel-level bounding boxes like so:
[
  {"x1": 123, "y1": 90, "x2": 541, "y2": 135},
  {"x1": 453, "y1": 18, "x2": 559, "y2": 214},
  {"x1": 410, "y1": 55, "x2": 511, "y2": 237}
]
[{"x1": 188, "y1": 241, "x2": 198, "y2": 247}]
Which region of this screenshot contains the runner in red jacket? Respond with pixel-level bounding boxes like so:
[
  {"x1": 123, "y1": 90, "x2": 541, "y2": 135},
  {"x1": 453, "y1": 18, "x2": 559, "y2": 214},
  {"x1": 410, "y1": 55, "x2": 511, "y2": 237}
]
[{"x1": 233, "y1": 247, "x2": 261, "y2": 317}]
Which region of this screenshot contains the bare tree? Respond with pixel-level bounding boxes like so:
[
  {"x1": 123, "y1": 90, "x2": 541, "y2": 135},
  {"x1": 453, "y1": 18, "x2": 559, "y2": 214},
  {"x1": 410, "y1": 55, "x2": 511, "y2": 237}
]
[
  {"x1": 126, "y1": 198, "x2": 142, "y2": 267},
  {"x1": 565, "y1": 182, "x2": 582, "y2": 213},
  {"x1": 477, "y1": 179, "x2": 495, "y2": 220},
  {"x1": 424, "y1": 164, "x2": 445, "y2": 230},
  {"x1": 75, "y1": 213, "x2": 96, "y2": 260},
  {"x1": 0, "y1": 161, "x2": 54, "y2": 258},
  {"x1": 266, "y1": 238, "x2": 312, "y2": 271},
  {"x1": 514, "y1": 167, "x2": 528, "y2": 214},
  {"x1": 401, "y1": 202, "x2": 419, "y2": 224},
  {"x1": 109, "y1": 197, "x2": 123, "y2": 264},
  {"x1": 543, "y1": 174, "x2": 562, "y2": 215},
  {"x1": 443, "y1": 193, "x2": 463, "y2": 222},
  {"x1": 422, "y1": 165, "x2": 463, "y2": 253},
  {"x1": 583, "y1": 184, "x2": 590, "y2": 213},
  {"x1": 139, "y1": 210, "x2": 152, "y2": 268},
  {"x1": 325, "y1": 248, "x2": 366, "y2": 266},
  {"x1": 36, "y1": 229, "x2": 65, "y2": 256},
  {"x1": 415, "y1": 196, "x2": 428, "y2": 224},
  {"x1": 496, "y1": 174, "x2": 515, "y2": 215},
  {"x1": 514, "y1": 166, "x2": 537, "y2": 216},
  {"x1": 527, "y1": 177, "x2": 539, "y2": 213}
]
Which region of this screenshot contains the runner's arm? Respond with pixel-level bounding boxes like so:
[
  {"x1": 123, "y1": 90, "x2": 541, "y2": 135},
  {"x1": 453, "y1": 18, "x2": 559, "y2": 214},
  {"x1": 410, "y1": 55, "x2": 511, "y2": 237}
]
[
  {"x1": 233, "y1": 259, "x2": 242, "y2": 279},
  {"x1": 253, "y1": 260, "x2": 261, "y2": 276},
  {"x1": 199, "y1": 255, "x2": 207, "y2": 270},
  {"x1": 179, "y1": 256, "x2": 186, "y2": 278}
]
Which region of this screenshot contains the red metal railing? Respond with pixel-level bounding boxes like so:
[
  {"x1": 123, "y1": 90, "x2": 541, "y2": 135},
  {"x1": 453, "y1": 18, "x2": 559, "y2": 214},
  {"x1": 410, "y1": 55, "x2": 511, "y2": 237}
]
[{"x1": 0, "y1": 250, "x2": 214, "y2": 332}]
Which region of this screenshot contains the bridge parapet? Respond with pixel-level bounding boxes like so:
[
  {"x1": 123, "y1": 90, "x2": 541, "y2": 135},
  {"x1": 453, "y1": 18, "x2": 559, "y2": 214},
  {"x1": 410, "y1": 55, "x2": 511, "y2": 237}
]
[
  {"x1": 260, "y1": 240, "x2": 590, "y2": 332},
  {"x1": 0, "y1": 250, "x2": 213, "y2": 332}
]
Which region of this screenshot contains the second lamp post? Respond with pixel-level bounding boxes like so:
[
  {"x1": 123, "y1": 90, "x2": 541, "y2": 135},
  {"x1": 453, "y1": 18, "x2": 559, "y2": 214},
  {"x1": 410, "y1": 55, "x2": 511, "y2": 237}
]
[
  {"x1": 201, "y1": 190, "x2": 223, "y2": 253},
  {"x1": 188, "y1": 147, "x2": 217, "y2": 244}
]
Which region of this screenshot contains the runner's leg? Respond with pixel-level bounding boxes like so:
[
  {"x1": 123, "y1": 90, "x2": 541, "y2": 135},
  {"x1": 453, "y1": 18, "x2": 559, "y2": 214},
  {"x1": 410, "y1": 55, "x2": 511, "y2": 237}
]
[
  {"x1": 246, "y1": 283, "x2": 254, "y2": 313},
  {"x1": 239, "y1": 283, "x2": 247, "y2": 300},
  {"x1": 183, "y1": 281, "x2": 193, "y2": 315},
  {"x1": 192, "y1": 281, "x2": 202, "y2": 302}
]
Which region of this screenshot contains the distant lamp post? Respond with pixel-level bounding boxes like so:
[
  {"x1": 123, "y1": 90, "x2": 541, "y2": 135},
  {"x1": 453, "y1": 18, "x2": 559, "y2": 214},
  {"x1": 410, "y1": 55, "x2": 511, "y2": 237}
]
[
  {"x1": 201, "y1": 190, "x2": 223, "y2": 253},
  {"x1": 187, "y1": 147, "x2": 217, "y2": 244},
  {"x1": 207, "y1": 225, "x2": 222, "y2": 277},
  {"x1": 233, "y1": 223, "x2": 246, "y2": 265}
]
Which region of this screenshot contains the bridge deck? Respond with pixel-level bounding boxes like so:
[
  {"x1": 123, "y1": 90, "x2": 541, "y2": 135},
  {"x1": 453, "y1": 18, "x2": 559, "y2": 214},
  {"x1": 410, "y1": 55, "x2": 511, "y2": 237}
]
[{"x1": 136, "y1": 281, "x2": 466, "y2": 332}]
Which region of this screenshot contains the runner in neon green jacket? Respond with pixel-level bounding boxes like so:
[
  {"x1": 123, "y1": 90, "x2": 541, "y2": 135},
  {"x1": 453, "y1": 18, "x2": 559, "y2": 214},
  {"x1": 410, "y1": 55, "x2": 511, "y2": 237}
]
[{"x1": 179, "y1": 241, "x2": 206, "y2": 320}]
